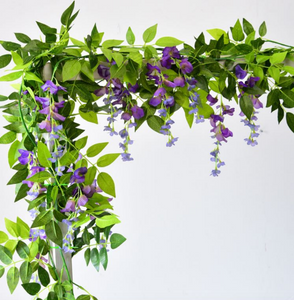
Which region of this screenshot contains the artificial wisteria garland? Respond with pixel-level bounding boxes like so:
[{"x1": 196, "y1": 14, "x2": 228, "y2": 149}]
[{"x1": 0, "y1": 2, "x2": 293, "y2": 299}]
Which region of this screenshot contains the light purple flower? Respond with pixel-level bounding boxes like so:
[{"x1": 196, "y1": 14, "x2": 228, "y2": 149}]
[
  {"x1": 131, "y1": 105, "x2": 144, "y2": 119},
  {"x1": 61, "y1": 200, "x2": 76, "y2": 213},
  {"x1": 180, "y1": 59, "x2": 193, "y2": 74},
  {"x1": 77, "y1": 195, "x2": 88, "y2": 207}
]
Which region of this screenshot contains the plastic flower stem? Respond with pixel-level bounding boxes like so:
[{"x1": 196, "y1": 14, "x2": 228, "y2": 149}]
[
  {"x1": 264, "y1": 39, "x2": 294, "y2": 48},
  {"x1": 58, "y1": 247, "x2": 73, "y2": 284},
  {"x1": 72, "y1": 281, "x2": 94, "y2": 298},
  {"x1": 18, "y1": 77, "x2": 37, "y2": 148},
  {"x1": 59, "y1": 132, "x2": 100, "y2": 173},
  {"x1": 48, "y1": 250, "x2": 60, "y2": 282}
]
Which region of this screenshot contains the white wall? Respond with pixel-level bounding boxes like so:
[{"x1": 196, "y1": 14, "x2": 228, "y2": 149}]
[{"x1": 0, "y1": 0, "x2": 294, "y2": 299}]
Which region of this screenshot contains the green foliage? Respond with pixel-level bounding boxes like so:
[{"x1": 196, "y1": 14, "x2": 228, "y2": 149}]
[
  {"x1": 97, "y1": 172, "x2": 116, "y2": 197},
  {"x1": 110, "y1": 233, "x2": 127, "y2": 249},
  {"x1": 143, "y1": 24, "x2": 157, "y2": 43},
  {"x1": 7, "y1": 266, "x2": 19, "y2": 294}
]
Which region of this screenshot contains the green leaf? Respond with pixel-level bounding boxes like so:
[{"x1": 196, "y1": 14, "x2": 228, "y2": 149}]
[
  {"x1": 16, "y1": 241, "x2": 30, "y2": 259},
  {"x1": 37, "y1": 142, "x2": 52, "y2": 168},
  {"x1": 61, "y1": 1, "x2": 75, "y2": 26},
  {"x1": 286, "y1": 112, "x2": 294, "y2": 133},
  {"x1": 240, "y1": 95, "x2": 253, "y2": 119},
  {"x1": 147, "y1": 115, "x2": 164, "y2": 133},
  {"x1": 45, "y1": 221, "x2": 63, "y2": 247},
  {"x1": 5, "y1": 218, "x2": 19, "y2": 238},
  {"x1": 242, "y1": 18, "x2": 254, "y2": 35},
  {"x1": 77, "y1": 295, "x2": 91, "y2": 300},
  {"x1": 0, "y1": 245, "x2": 12, "y2": 265},
  {"x1": 0, "y1": 71, "x2": 22, "y2": 82},
  {"x1": 79, "y1": 108, "x2": 98, "y2": 124},
  {"x1": 270, "y1": 52, "x2": 287, "y2": 65},
  {"x1": 84, "y1": 166, "x2": 97, "y2": 185},
  {"x1": 284, "y1": 66, "x2": 294, "y2": 76},
  {"x1": 0, "y1": 265, "x2": 4, "y2": 278},
  {"x1": 82, "y1": 228, "x2": 90, "y2": 245},
  {"x1": 36, "y1": 21, "x2": 57, "y2": 35},
  {"x1": 128, "y1": 51, "x2": 142, "y2": 67},
  {"x1": 38, "y1": 265, "x2": 50, "y2": 287},
  {"x1": 84, "y1": 248, "x2": 90, "y2": 266},
  {"x1": 47, "y1": 291, "x2": 58, "y2": 300},
  {"x1": 7, "y1": 266, "x2": 19, "y2": 294},
  {"x1": 207, "y1": 28, "x2": 229, "y2": 43},
  {"x1": 31, "y1": 211, "x2": 53, "y2": 228},
  {"x1": 96, "y1": 215, "x2": 120, "y2": 228},
  {"x1": 19, "y1": 261, "x2": 32, "y2": 284},
  {"x1": 28, "y1": 171, "x2": 52, "y2": 183},
  {"x1": 266, "y1": 89, "x2": 280, "y2": 107},
  {"x1": 126, "y1": 27, "x2": 135, "y2": 45},
  {"x1": 97, "y1": 153, "x2": 120, "y2": 167},
  {"x1": 14, "y1": 33, "x2": 31, "y2": 43},
  {"x1": 112, "y1": 52, "x2": 124, "y2": 67},
  {"x1": 155, "y1": 37, "x2": 183, "y2": 47},
  {"x1": 90, "y1": 248, "x2": 100, "y2": 272},
  {"x1": 231, "y1": 19, "x2": 245, "y2": 41},
  {"x1": 62, "y1": 60, "x2": 81, "y2": 81},
  {"x1": 268, "y1": 66, "x2": 280, "y2": 83},
  {"x1": 110, "y1": 233, "x2": 127, "y2": 249},
  {"x1": 22, "y1": 283, "x2": 41, "y2": 296},
  {"x1": 11, "y1": 51, "x2": 23, "y2": 65},
  {"x1": 75, "y1": 136, "x2": 88, "y2": 150},
  {"x1": 5, "y1": 240, "x2": 18, "y2": 254},
  {"x1": 0, "y1": 54, "x2": 12, "y2": 68},
  {"x1": 102, "y1": 39, "x2": 124, "y2": 48},
  {"x1": 281, "y1": 90, "x2": 294, "y2": 108},
  {"x1": 86, "y1": 142, "x2": 108, "y2": 157},
  {"x1": 0, "y1": 231, "x2": 9, "y2": 244},
  {"x1": 97, "y1": 172, "x2": 116, "y2": 197},
  {"x1": 259, "y1": 21, "x2": 267, "y2": 37},
  {"x1": 59, "y1": 150, "x2": 79, "y2": 166},
  {"x1": 100, "y1": 247, "x2": 108, "y2": 270},
  {"x1": 8, "y1": 140, "x2": 20, "y2": 168},
  {"x1": 0, "y1": 131, "x2": 16, "y2": 144},
  {"x1": 16, "y1": 217, "x2": 30, "y2": 239},
  {"x1": 101, "y1": 48, "x2": 112, "y2": 62},
  {"x1": 143, "y1": 24, "x2": 157, "y2": 43},
  {"x1": 1, "y1": 41, "x2": 20, "y2": 51},
  {"x1": 14, "y1": 184, "x2": 30, "y2": 202},
  {"x1": 7, "y1": 169, "x2": 28, "y2": 185},
  {"x1": 25, "y1": 72, "x2": 43, "y2": 83}
]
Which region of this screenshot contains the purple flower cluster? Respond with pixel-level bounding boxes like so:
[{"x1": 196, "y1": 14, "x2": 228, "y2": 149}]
[
  {"x1": 207, "y1": 97, "x2": 235, "y2": 176},
  {"x1": 235, "y1": 65, "x2": 262, "y2": 146}
]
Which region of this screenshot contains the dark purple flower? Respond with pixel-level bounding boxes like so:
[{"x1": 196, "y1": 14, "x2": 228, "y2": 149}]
[
  {"x1": 180, "y1": 59, "x2": 193, "y2": 74},
  {"x1": 223, "y1": 106, "x2": 235, "y2": 116},
  {"x1": 128, "y1": 83, "x2": 139, "y2": 93},
  {"x1": 210, "y1": 114, "x2": 224, "y2": 123},
  {"x1": 247, "y1": 76, "x2": 260, "y2": 87},
  {"x1": 162, "y1": 47, "x2": 181, "y2": 59},
  {"x1": 207, "y1": 94, "x2": 218, "y2": 106},
  {"x1": 160, "y1": 57, "x2": 173, "y2": 69},
  {"x1": 77, "y1": 195, "x2": 88, "y2": 207},
  {"x1": 235, "y1": 65, "x2": 247, "y2": 79},
  {"x1": 163, "y1": 78, "x2": 176, "y2": 88},
  {"x1": 221, "y1": 128, "x2": 233, "y2": 138},
  {"x1": 158, "y1": 109, "x2": 167, "y2": 117},
  {"x1": 174, "y1": 77, "x2": 185, "y2": 87},
  {"x1": 61, "y1": 200, "x2": 76, "y2": 213},
  {"x1": 146, "y1": 63, "x2": 161, "y2": 84},
  {"x1": 18, "y1": 149, "x2": 33, "y2": 165},
  {"x1": 163, "y1": 96, "x2": 175, "y2": 107},
  {"x1": 41, "y1": 81, "x2": 66, "y2": 94},
  {"x1": 149, "y1": 96, "x2": 161, "y2": 107},
  {"x1": 38, "y1": 118, "x2": 52, "y2": 132},
  {"x1": 121, "y1": 112, "x2": 131, "y2": 121},
  {"x1": 35, "y1": 96, "x2": 50, "y2": 107},
  {"x1": 131, "y1": 105, "x2": 144, "y2": 119},
  {"x1": 98, "y1": 64, "x2": 110, "y2": 80},
  {"x1": 94, "y1": 87, "x2": 108, "y2": 97},
  {"x1": 70, "y1": 167, "x2": 87, "y2": 184}
]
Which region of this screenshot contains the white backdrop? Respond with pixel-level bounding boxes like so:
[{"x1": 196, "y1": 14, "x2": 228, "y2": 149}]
[{"x1": 0, "y1": 0, "x2": 294, "y2": 299}]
